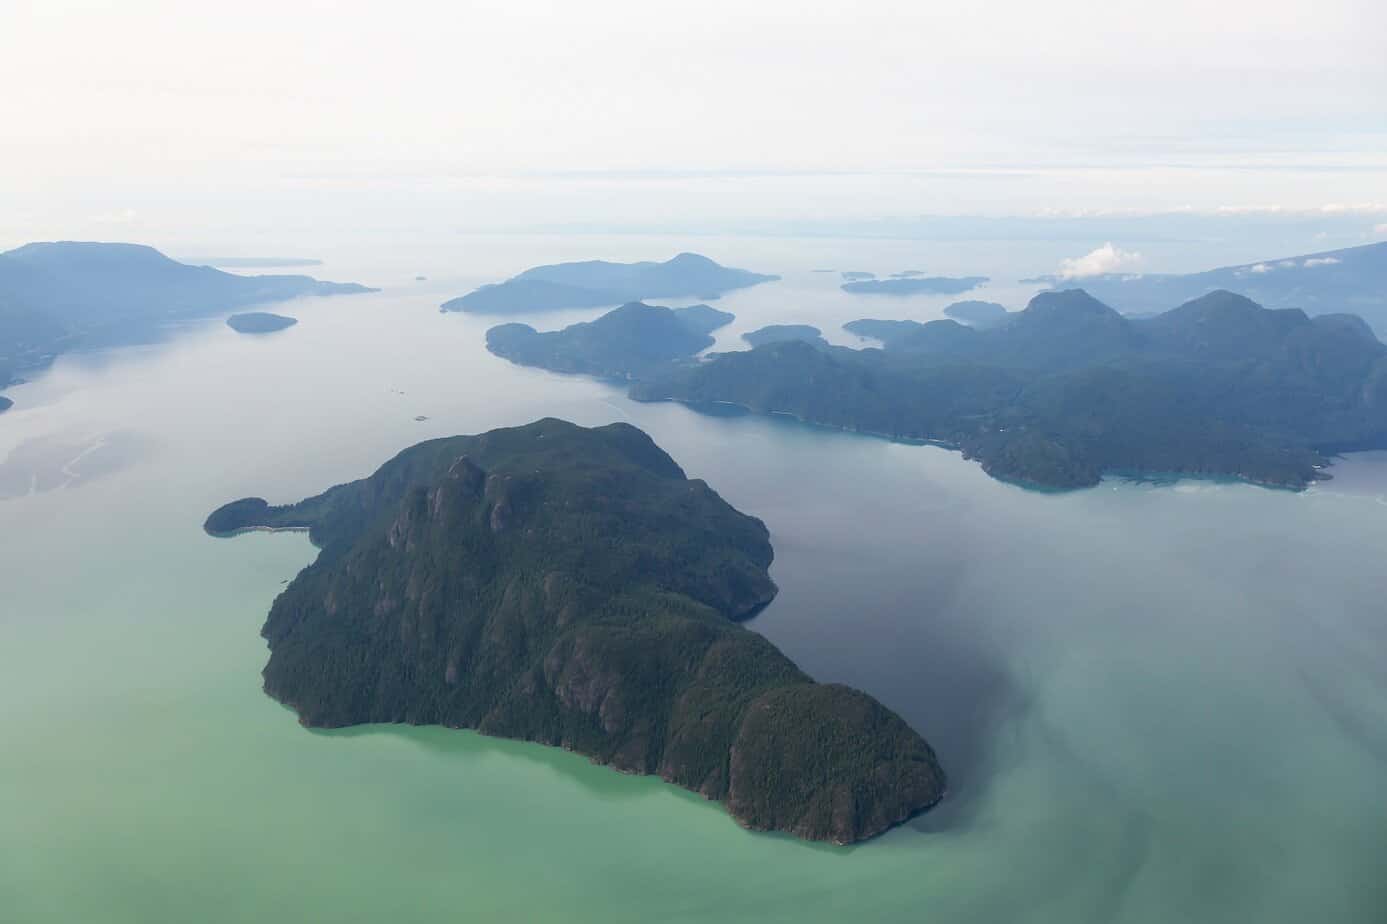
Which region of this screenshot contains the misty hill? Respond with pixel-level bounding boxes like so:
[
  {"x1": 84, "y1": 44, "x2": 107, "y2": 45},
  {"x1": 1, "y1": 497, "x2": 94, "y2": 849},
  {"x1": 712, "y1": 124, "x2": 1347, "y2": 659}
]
[
  {"x1": 486, "y1": 302, "x2": 733, "y2": 380},
  {"x1": 1056, "y1": 241, "x2": 1387, "y2": 332},
  {"x1": 741, "y1": 324, "x2": 827, "y2": 348},
  {"x1": 226, "y1": 312, "x2": 297, "y2": 334},
  {"x1": 204, "y1": 418, "x2": 945, "y2": 844},
  {"x1": 0, "y1": 396, "x2": 11, "y2": 414},
  {"x1": 0, "y1": 242, "x2": 374, "y2": 388},
  {"x1": 843, "y1": 318, "x2": 928, "y2": 346},
  {"x1": 841, "y1": 271, "x2": 876, "y2": 281},
  {"x1": 842, "y1": 276, "x2": 989, "y2": 296},
  {"x1": 944, "y1": 300, "x2": 1011, "y2": 327},
  {"x1": 441, "y1": 253, "x2": 778, "y2": 314},
  {"x1": 844, "y1": 302, "x2": 1012, "y2": 346}
]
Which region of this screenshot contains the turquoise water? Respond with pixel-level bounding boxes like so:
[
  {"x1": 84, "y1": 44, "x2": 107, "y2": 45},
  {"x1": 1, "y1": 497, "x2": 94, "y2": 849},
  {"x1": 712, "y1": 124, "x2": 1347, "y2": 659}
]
[{"x1": 2, "y1": 240, "x2": 1385, "y2": 922}]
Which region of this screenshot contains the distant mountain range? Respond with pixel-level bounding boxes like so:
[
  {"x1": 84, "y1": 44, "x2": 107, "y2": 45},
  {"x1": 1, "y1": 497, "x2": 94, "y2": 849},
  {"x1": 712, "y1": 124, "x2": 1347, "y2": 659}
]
[
  {"x1": 0, "y1": 241, "x2": 374, "y2": 391},
  {"x1": 441, "y1": 253, "x2": 778, "y2": 314},
  {"x1": 1051, "y1": 241, "x2": 1387, "y2": 332}
]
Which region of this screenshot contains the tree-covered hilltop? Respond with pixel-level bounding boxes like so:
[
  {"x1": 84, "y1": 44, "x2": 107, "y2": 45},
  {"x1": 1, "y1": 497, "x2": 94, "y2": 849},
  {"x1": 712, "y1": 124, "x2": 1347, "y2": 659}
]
[
  {"x1": 485, "y1": 302, "x2": 733, "y2": 380},
  {"x1": 633, "y1": 290, "x2": 1387, "y2": 490},
  {"x1": 442, "y1": 253, "x2": 779, "y2": 314},
  {"x1": 204, "y1": 419, "x2": 945, "y2": 844},
  {"x1": 943, "y1": 300, "x2": 1012, "y2": 328},
  {"x1": 741, "y1": 324, "x2": 827, "y2": 348},
  {"x1": 0, "y1": 242, "x2": 374, "y2": 387},
  {"x1": 843, "y1": 318, "x2": 929, "y2": 346}
]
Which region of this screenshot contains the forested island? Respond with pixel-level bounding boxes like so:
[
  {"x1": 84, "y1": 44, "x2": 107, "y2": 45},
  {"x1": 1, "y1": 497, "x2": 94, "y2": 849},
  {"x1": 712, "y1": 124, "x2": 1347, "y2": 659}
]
[
  {"x1": 226, "y1": 312, "x2": 298, "y2": 333},
  {"x1": 205, "y1": 419, "x2": 946, "y2": 844},
  {"x1": 486, "y1": 291, "x2": 1387, "y2": 490},
  {"x1": 442, "y1": 253, "x2": 778, "y2": 314},
  {"x1": 0, "y1": 241, "x2": 373, "y2": 388}
]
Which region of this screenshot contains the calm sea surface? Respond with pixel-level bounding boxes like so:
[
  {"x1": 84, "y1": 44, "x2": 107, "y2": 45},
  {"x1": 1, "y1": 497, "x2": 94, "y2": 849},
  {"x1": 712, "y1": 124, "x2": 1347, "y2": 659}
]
[{"x1": 2, "y1": 236, "x2": 1384, "y2": 922}]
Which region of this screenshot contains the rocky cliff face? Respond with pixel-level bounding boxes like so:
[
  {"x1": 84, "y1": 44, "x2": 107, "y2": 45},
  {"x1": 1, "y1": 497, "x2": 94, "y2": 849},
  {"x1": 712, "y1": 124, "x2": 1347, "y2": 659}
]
[{"x1": 207, "y1": 418, "x2": 944, "y2": 844}]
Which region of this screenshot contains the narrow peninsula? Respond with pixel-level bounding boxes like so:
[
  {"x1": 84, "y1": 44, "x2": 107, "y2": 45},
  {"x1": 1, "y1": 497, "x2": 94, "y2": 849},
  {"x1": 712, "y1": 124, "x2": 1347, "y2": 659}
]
[{"x1": 205, "y1": 419, "x2": 946, "y2": 844}]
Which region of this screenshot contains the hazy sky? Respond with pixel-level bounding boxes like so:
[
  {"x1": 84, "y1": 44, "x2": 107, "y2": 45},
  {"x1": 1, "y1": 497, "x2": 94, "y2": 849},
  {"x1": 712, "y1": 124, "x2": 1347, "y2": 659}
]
[{"x1": 4, "y1": 0, "x2": 1386, "y2": 249}]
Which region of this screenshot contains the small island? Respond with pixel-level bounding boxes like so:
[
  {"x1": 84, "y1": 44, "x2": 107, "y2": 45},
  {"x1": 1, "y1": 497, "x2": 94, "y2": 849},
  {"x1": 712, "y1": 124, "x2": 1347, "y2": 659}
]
[
  {"x1": 205, "y1": 419, "x2": 946, "y2": 844},
  {"x1": 842, "y1": 276, "x2": 989, "y2": 296},
  {"x1": 741, "y1": 324, "x2": 827, "y2": 348},
  {"x1": 841, "y1": 271, "x2": 876, "y2": 281},
  {"x1": 442, "y1": 253, "x2": 778, "y2": 314},
  {"x1": 226, "y1": 312, "x2": 298, "y2": 334}
]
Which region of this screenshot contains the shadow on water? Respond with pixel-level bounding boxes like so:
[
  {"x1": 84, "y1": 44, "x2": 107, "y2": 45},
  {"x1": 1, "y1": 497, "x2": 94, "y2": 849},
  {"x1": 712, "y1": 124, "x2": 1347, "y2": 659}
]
[{"x1": 750, "y1": 523, "x2": 1032, "y2": 833}]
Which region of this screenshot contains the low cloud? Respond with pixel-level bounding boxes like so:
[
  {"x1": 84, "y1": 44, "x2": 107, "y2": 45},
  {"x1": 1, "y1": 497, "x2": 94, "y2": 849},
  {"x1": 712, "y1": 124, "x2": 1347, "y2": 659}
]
[
  {"x1": 1057, "y1": 242, "x2": 1143, "y2": 279},
  {"x1": 1249, "y1": 263, "x2": 1273, "y2": 274},
  {"x1": 1303, "y1": 257, "x2": 1341, "y2": 267}
]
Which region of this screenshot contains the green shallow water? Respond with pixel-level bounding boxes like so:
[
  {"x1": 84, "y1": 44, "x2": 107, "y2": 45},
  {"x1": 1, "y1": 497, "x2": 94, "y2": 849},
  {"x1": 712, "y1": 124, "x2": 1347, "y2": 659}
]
[{"x1": 2, "y1": 240, "x2": 1385, "y2": 922}]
